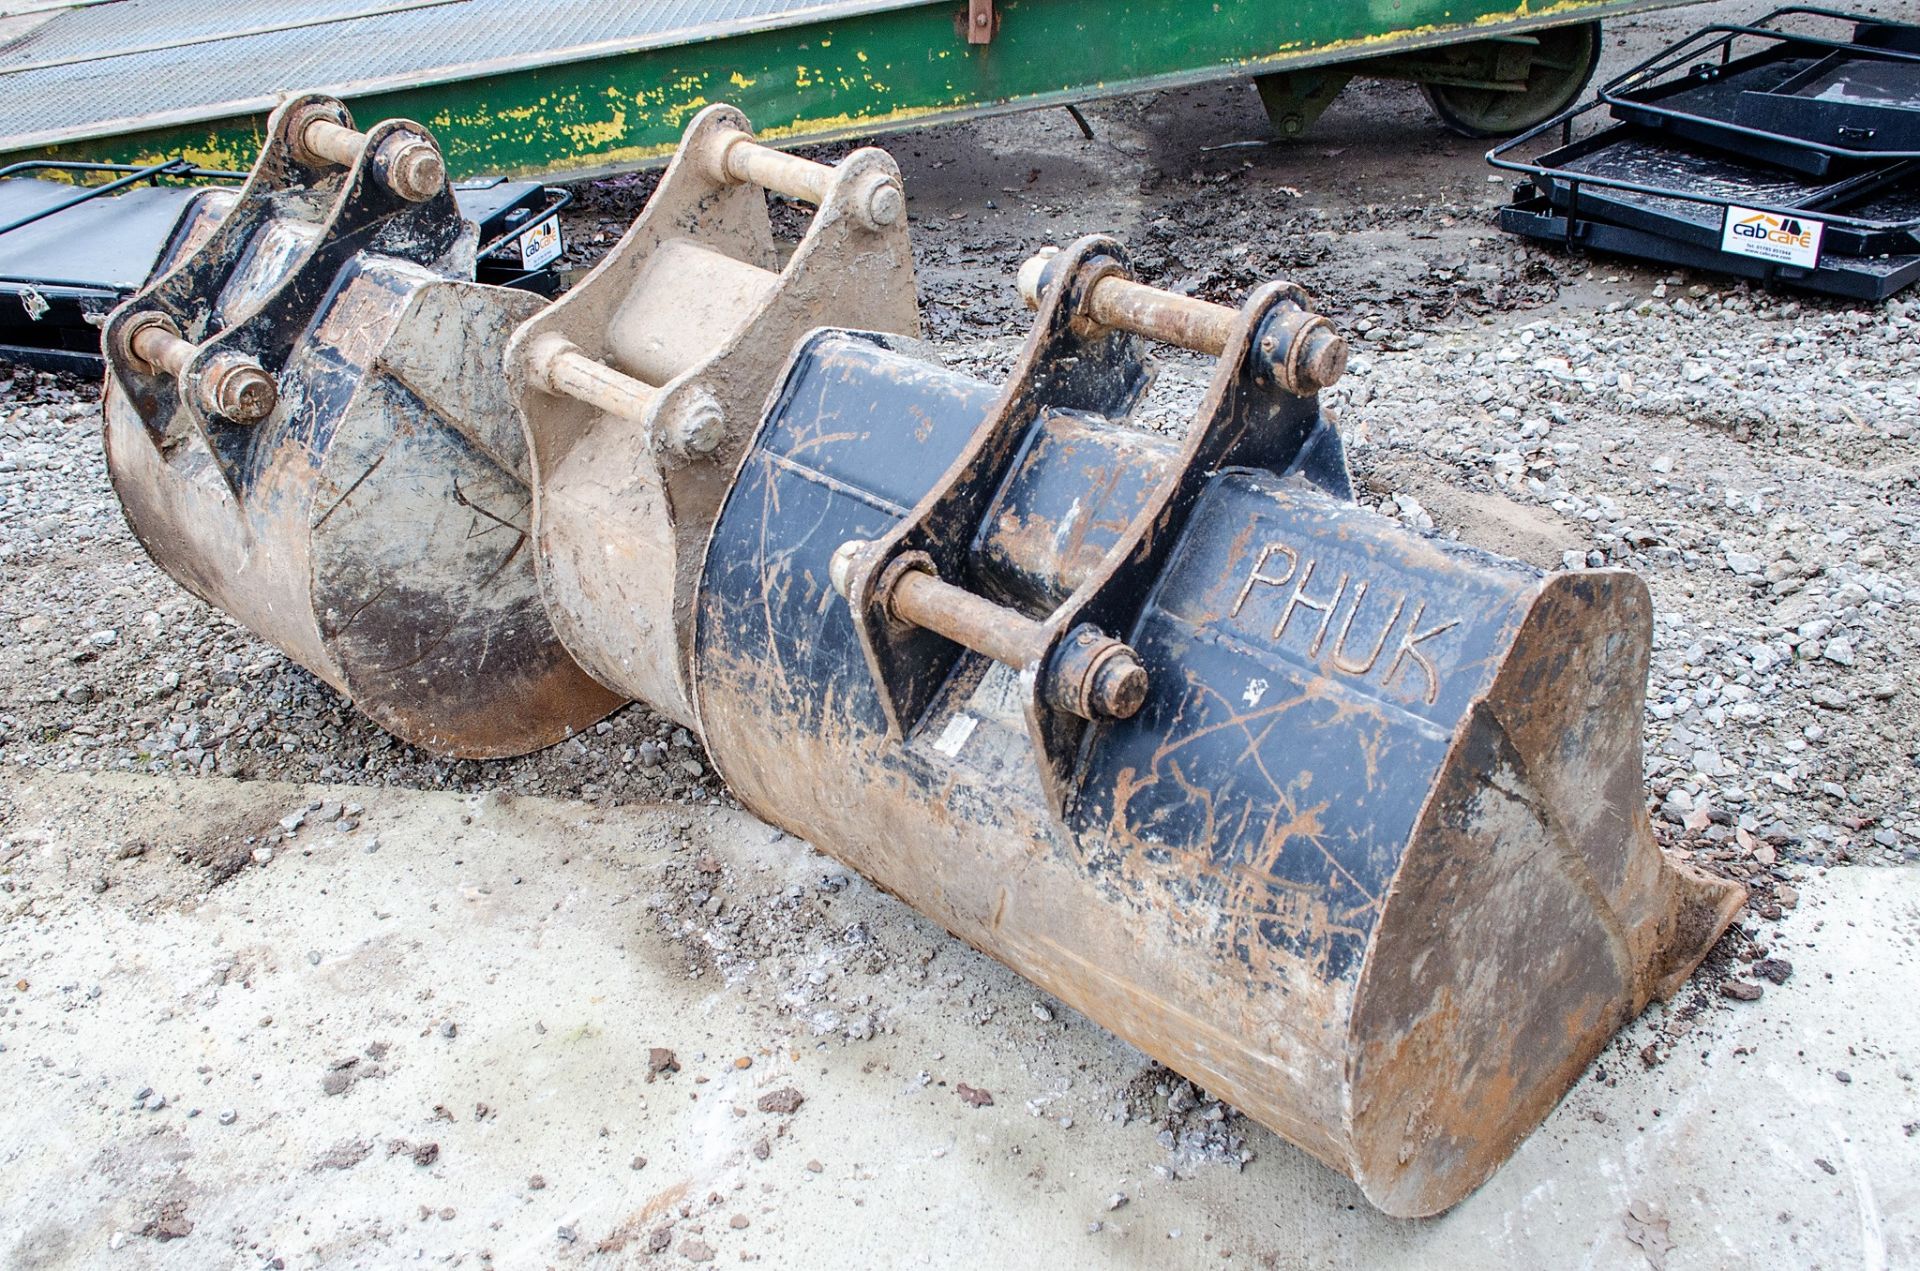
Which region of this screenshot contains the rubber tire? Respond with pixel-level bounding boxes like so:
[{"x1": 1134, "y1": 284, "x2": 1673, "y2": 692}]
[{"x1": 1421, "y1": 20, "x2": 1603, "y2": 139}]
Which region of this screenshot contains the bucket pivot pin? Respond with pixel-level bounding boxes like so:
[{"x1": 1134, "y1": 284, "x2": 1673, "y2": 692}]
[
  {"x1": 521, "y1": 332, "x2": 667, "y2": 428},
  {"x1": 1017, "y1": 245, "x2": 1348, "y2": 395},
  {"x1": 117, "y1": 312, "x2": 277, "y2": 423},
  {"x1": 830, "y1": 542, "x2": 1148, "y2": 721},
  {"x1": 288, "y1": 102, "x2": 445, "y2": 203},
  {"x1": 708, "y1": 130, "x2": 905, "y2": 231}
]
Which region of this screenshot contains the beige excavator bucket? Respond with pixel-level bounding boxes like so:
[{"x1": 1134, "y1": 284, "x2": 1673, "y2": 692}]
[{"x1": 505, "y1": 103, "x2": 918, "y2": 724}]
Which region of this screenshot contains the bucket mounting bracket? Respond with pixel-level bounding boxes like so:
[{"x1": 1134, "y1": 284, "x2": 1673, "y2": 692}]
[{"x1": 833, "y1": 233, "x2": 1349, "y2": 817}]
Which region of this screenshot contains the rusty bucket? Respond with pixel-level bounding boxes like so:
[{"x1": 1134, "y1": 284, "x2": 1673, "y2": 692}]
[
  {"x1": 690, "y1": 236, "x2": 1745, "y2": 1216},
  {"x1": 505, "y1": 104, "x2": 918, "y2": 725},
  {"x1": 101, "y1": 94, "x2": 623, "y2": 756}
]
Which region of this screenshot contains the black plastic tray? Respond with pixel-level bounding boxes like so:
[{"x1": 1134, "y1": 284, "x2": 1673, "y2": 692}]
[
  {"x1": 1499, "y1": 192, "x2": 1920, "y2": 301},
  {"x1": 1737, "y1": 48, "x2": 1920, "y2": 151},
  {"x1": 1490, "y1": 99, "x2": 1920, "y2": 256},
  {"x1": 1603, "y1": 9, "x2": 1920, "y2": 176},
  {"x1": 1524, "y1": 118, "x2": 1920, "y2": 256}
]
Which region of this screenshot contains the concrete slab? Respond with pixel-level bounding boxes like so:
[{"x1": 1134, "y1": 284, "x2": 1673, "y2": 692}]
[{"x1": 0, "y1": 772, "x2": 1913, "y2": 1268}]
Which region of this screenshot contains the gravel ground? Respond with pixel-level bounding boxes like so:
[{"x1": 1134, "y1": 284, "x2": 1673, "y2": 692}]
[{"x1": 1, "y1": 0, "x2": 1915, "y2": 1113}]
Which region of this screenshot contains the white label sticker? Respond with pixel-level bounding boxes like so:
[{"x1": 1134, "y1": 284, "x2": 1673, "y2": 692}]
[
  {"x1": 931, "y1": 713, "x2": 978, "y2": 758},
  {"x1": 1720, "y1": 205, "x2": 1823, "y2": 268},
  {"x1": 519, "y1": 215, "x2": 563, "y2": 270}
]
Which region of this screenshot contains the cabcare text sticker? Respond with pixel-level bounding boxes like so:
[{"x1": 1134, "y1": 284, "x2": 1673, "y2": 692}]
[{"x1": 1721, "y1": 206, "x2": 1823, "y2": 268}]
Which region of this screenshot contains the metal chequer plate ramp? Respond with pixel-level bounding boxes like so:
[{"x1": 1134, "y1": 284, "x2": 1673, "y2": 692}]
[
  {"x1": 0, "y1": 772, "x2": 1913, "y2": 1267},
  {"x1": 2, "y1": 0, "x2": 1695, "y2": 178}
]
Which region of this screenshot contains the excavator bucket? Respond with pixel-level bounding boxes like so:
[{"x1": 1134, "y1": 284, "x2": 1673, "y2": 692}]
[
  {"x1": 97, "y1": 86, "x2": 1736, "y2": 1212},
  {"x1": 504, "y1": 104, "x2": 917, "y2": 724},
  {"x1": 100, "y1": 94, "x2": 622, "y2": 756},
  {"x1": 690, "y1": 236, "x2": 1745, "y2": 1216}
]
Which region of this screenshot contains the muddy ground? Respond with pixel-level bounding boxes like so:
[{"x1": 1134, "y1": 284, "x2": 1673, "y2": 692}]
[{"x1": 2, "y1": 0, "x2": 1918, "y2": 1266}]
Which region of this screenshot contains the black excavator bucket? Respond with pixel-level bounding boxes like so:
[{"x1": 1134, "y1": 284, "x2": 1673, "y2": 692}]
[{"x1": 690, "y1": 236, "x2": 1745, "y2": 1217}]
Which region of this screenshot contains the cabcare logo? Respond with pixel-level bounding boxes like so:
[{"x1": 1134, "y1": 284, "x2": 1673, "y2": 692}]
[{"x1": 1730, "y1": 212, "x2": 1815, "y2": 251}]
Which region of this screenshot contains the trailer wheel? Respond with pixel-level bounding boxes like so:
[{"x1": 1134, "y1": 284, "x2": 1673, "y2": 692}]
[{"x1": 1420, "y1": 20, "x2": 1603, "y2": 138}]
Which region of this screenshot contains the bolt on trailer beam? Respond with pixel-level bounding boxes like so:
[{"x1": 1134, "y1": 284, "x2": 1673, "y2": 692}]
[{"x1": 3, "y1": 0, "x2": 1698, "y2": 181}]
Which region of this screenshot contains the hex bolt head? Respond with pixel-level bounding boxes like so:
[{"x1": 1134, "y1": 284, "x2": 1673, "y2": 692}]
[
  {"x1": 199, "y1": 353, "x2": 279, "y2": 423},
  {"x1": 1090, "y1": 649, "x2": 1149, "y2": 719},
  {"x1": 862, "y1": 177, "x2": 905, "y2": 230},
  {"x1": 378, "y1": 133, "x2": 446, "y2": 203},
  {"x1": 666, "y1": 391, "x2": 724, "y2": 457},
  {"x1": 209, "y1": 361, "x2": 279, "y2": 423},
  {"x1": 828, "y1": 540, "x2": 870, "y2": 600},
  {"x1": 1259, "y1": 309, "x2": 1349, "y2": 396},
  {"x1": 1298, "y1": 326, "x2": 1349, "y2": 393}
]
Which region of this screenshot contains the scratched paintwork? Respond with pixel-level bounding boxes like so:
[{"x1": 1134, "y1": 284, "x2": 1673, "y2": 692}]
[
  {"x1": 101, "y1": 94, "x2": 622, "y2": 758},
  {"x1": 502, "y1": 104, "x2": 918, "y2": 726},
  {"x1": 690, "y1": 249, "x2": 1743, "y2": 1216},
  {"x1": 8, "y1": 0, "x2": 1691, "y2": 181}
]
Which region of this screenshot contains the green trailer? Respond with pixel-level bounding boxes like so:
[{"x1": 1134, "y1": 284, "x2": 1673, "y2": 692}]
[{"x1": 0, "y1": 0, "x2": 1689, "y2": 181}]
